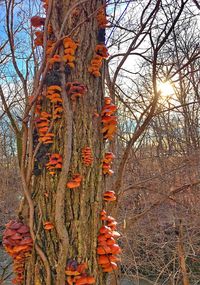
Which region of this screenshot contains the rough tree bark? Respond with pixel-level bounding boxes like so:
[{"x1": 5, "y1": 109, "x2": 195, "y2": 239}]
[{"x1": 21, "y1": 1, "x2": 107, "y2": 284}]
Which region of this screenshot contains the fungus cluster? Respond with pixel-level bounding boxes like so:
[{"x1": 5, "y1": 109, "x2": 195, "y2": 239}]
[
  {"x1": 31, "y1": 2, "x2": 65, "y2": 174},
  {"x1": 40, "y1": 84, "x2": 63, "y2": 171},
  {"x1": 48, "y1": 54, "x2": 62, "y2": 65},
  {"x1": 103, "y1": 191, "x2": 116, "y2": 202},
  {"x1": 46, "y1": 85, "x2": 64, "y2": 119},
  {"x1": 88, "y1": 5, "x2": 109, "y2": 77},
  {"x1": 47, "y1": 37, "x2": 78, "y2": 70},
  {"x1": 34, "y1": 30, "x2": 44, "y2": 47},
  {"x1": 63, "y1": 38, "x2": 78, "y2": 69},
  {"x1": 33, "y1": 82, "x2": 63, "y2": 174},
  {"x1": 102, "y1": 152, "x2": 115, "y2": 175},
  {"x1": 85, "y1": 4, "x2": 122, "y2": 276},
  {"x1": 82, "y1": 147, "x2": 93, "y2": 166},
  {"x1": 96, "y1": 6, "x2": 108, "y2": 29},
  {"x1": 3, "y1": 221, "x2": 33, "y2": 285},
  {"x1": 88, "y1": 45, "x2": 109, "y2": 77},
  {"x1": 66, "y1": 174, "x2": 82, "y2": 189},
  {"x1": 97, "y1": 211, "x2": 121, "y2": 273},
  {"x1": 66, "y1": 82, "x2": 87, "y2": 102},
  {"x1": 97, "y1": 6, "x2": 107, "y2": 44},
  {"x1": 65, "y1": 260, "x2": 95, "y2": 285},
  {"x1": 43, "y1": 221, "x2": 54, "y2": 230},
  {"x1": 36, "y1": 111, "x2": 54, "y2": 144},
  {"x1": 31, "y1": 15, "x2": 45, "y2": 48},
  {"x1": 88, "y1": 54, "x2": 103, "y2": 77},
  {"x1": 101, "y1": 97, "x2": 117, "y2": 140},
  {"x1": 31, "y1": 16, "x2": 45, "y2": 28},
  {"x1": 46, "y1": 153, "x2": 63, "y2": 175},
  {"x1": 95, "y1": 44, "x2": 109, "y2": 58}
]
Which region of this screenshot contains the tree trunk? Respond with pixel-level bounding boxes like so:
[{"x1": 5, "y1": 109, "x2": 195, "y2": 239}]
[{"x1": 22, "y1": 1, "x2": 107, "y2": 284}]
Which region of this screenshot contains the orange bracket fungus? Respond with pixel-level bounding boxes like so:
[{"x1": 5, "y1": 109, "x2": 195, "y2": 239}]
[
  {"x1": 82, "y1": 147, "x2": 93, "y2": 166},
  {"x1": 100, "y1": 209, "x2": 107, "y2": 221},
  {"x1": 46, "y1": 85, "x2": 64, "y2": 119},
  {"x1": 36, "y1": 117, "x2": 49, "y2": 138},
  {"x1": 96, "y1": 6, "x2": 108, "y2": 29},
  {"x1": 75, "y1": 276, "x2": 95, "y2": 285},
  {"x1": 48, "y1": 54, "x2": 62, "y2": 65},
  {"x1": 88, "y1": 45, "x2": 109, "y2": 78},
  {"x1": 46, "y1": 85, "x2": 63, "y2": 105},
  {"x1": 35, "y1": 111, "x2": 55, "y2": 145},
  {"x1": 95, "y1": 44, "x2": 109, "y2": 58},
  {"x1": 94, "y1": 5, "x2": 121, "y2": 274},
  {"x1": 39, "y1": 132, "x2": 54, "y2": 144},
  {"x1": 103, "y1": 191, "x2": 116, "y2": 202},
  {"x1": 63, "y1": 37, "x2": 78, "y2": 69},
  {"x1": 65, "y1": 260, "x2": 95, "y2": 285},
  {"x1": 88, "y1": 54, "x2": 103, "y2": 77},
  {"x1": 88, "y1": 5, "x2": 108, "y2": 77},
  {"x1": 53, "y1": 106, "x2": 64, "y2": 120},
  {"x1": 46, "y1": 84, "x2": 62, "y2": 94},
  {"x1": 63, "y1": 37, "x2": 78, "y2": 51},
  {"x1": 3, "y1": 220, "x2": 33, "y2": 285},
  {"x1": 34, "y1": 31, "x2": 44, "y2": 47},
  {"x1": 101, "y1": 97, "x2": 117, "y2": 140},
  {"x1": 66, "y1": 174, "x2": 82, "y2": 189},
  {"x1": 102, "y1": 152, "x2": 115, "y2": 175},
  {"x1": 30, "y1": 16, "x2": 46, "y2": 28},
  {"x1": 66, "y1": 82, "x2": 87, "y2": 101},
  {"x1": 46, "y1": 153, "x2": 63, "y2": 175},
  {"x1": 106, "y1": 215, "x2": 118, "y2": 231},
  {"x1": 97, "y1": 212, "x2": 121, "y2": 273},
  {"x1": 43, "y1": 221, "x2": 54, "y2": 230}
]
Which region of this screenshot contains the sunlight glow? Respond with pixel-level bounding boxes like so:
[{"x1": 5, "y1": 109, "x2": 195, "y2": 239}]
[{"x1": 158, "y1": 81, "x2": 174, "y2": 98}]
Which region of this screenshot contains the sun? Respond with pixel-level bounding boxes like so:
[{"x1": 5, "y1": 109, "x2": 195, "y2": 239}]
[{"x1": 157, "y1": 81, "x2": 174, "y2": 98}]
